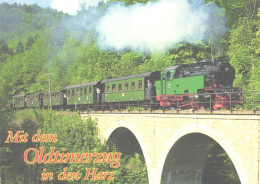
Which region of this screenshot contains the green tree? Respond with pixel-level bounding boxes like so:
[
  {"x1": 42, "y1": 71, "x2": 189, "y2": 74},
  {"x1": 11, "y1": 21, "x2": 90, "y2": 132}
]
[
  {"x1": 228, "y1": 17, "x2": 259, "y2": 90},
  {"x1": 202, "y1": 144, "x2": 240, "y2": 184},
  {"x1": 25, "y1": 37, "x2": 35, "y2": 50},
  {"x1": 16, "y1": 40, "x2": 24, "y2": 54},
  {"x1": 111, "y1": 51, "x2": 143, "y2": 78}
]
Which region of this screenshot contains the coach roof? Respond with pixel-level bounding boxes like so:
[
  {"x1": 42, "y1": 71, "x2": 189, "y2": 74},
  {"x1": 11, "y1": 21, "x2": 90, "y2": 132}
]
[
  {"x1": 101, "y1": 72, "x2": 157, "y2": 83},
  {"x1": 65, "y1": 82, "x2": 99, "y2": 89}
]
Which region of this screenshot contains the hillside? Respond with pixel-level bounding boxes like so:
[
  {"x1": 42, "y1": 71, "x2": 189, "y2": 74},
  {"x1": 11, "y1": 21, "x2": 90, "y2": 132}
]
[{"x1": 0, "y1": 1, "x2": 259, "y2": 108}]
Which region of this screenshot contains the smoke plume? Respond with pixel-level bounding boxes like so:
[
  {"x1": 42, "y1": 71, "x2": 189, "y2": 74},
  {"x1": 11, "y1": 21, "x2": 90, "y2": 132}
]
[{"x1": 95, "y1": 0, "x2": 228, "y2": 53}]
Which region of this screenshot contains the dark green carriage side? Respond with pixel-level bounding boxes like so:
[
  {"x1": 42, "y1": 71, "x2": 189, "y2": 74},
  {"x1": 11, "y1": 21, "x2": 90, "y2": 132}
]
[
  {"x1": 155, "y1": 65, "x2": 204, "y2": 95},
  {"x1": 65, "y1": 82, "x2": 98, "y2": 106},
  {"x1": 13, "y1": 94, "x2": 25, "y2": 108},
  {"x1": 102, "y1": 72, "x2": 160, "y2": 103},
  {"x1": 25, "y1": 93, "x2": 41, "y2": 108}
]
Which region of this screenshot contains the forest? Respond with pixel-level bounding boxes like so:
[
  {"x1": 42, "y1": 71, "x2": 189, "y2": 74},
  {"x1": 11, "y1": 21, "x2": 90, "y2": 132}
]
[{"x1": 0, "y1": 0, "x2": 259, "y2": 183}]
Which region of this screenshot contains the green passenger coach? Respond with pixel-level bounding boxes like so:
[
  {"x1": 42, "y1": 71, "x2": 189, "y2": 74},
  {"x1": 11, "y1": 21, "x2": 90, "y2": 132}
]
[
  {"x1": 13, "y1": 94, "x2": 25, "y2": 108},
  {"x1": 101, "y1": 72, "x2": 160, "y2": 103},
  {"x1": 65, "y1": 82, "x2": 101, "y2": 107},
  {"x1": 25, "y1": 93, "x2": 41, "y2": 108},
  {"x1": 42, "y1": 90, "x2": 65, "y2": 108}
]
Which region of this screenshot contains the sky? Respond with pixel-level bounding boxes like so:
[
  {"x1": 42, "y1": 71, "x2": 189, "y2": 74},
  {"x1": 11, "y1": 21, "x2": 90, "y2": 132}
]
[{"x1": 0, "y1": 0, "x2": 104, "y2": 14}]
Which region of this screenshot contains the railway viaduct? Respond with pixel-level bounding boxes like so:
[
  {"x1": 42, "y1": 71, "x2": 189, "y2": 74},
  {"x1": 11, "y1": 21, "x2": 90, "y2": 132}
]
[{"x1": 81, "y1": 112, "x2": 260, "y2": 184}]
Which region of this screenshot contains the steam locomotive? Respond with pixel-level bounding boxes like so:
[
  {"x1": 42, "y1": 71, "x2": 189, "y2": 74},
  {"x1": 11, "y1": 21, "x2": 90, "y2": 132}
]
[{"x1": 13, "y1": 58, "x2": 241, "y2": 111}]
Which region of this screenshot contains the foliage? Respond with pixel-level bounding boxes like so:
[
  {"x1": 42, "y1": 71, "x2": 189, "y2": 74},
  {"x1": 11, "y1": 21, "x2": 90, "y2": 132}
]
[
  {"x1": 0, "y1": 109, "x2": 148, "y2": 183},
  {"x1": 0, "y1": 109, "x2": 40, "y2": 183},
  {"x1": 108, "y1": 0, "x2": 149, "y2": 6},
  {"x1": 115, "y1": 153, "x2": 148, "y2": 183},
  {"x1": 228, "y1": 16, "x2": 260, "y2": 90},
  {"x1": 202, "y1": 143, "x2": 240, "y2": 184}
]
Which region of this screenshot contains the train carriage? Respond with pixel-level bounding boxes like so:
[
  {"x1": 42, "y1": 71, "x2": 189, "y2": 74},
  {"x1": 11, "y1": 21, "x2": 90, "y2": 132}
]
[
  {"x1": 65, "y1": 82, "x2": 102, "y2": 108},
  {"x1": 101, "y1": 72, "x2": 160, "y2": 104},
  {"x1": 13, "y1": 94, "x2": 26, "y2": 109},
  {"x1": 42, "y1": 90, "x2": 66, "y2": 109},
  {"x1": 25, "y1": 93, "x2": 41, "y2": 108}
]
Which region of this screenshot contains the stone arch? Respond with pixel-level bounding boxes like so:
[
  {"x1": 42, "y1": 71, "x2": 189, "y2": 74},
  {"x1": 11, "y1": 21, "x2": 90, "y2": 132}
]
[
  {"x1": 159, "y1": 123, "x2": 248, "y2": 184},
  {"x1": 104, "y1": 120, "x2": 151, "y2": 176},
  {"x1": 108, "y1": 127, "x2": 144, "y2": 156}
]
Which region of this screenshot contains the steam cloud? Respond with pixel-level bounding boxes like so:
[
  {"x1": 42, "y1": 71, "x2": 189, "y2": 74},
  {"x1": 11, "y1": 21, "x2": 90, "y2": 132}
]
[{"x1": 95, "y1": 0, "x2": 228, "y2": 53}]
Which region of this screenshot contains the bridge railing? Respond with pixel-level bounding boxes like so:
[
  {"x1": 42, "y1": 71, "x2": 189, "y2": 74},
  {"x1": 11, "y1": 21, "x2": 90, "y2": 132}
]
[{"x1": 88, "y1": 90, "x2": 260, "y2": 113}]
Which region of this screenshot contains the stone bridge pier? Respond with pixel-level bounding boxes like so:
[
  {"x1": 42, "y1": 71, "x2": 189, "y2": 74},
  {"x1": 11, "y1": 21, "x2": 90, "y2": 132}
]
[{"x1": 81, "y1": 113, "x2": 260, "y2": 184}]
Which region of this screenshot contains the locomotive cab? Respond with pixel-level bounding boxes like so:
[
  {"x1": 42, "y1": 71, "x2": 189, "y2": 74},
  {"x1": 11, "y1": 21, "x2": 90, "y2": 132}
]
[{"x1": 155, "y1": 65, "x2": 204, "y2": 96}]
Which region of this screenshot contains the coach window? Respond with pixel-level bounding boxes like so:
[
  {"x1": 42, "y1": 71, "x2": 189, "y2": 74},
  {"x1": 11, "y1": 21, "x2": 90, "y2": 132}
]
[
  {"x1": 80, "y1": 88, "x2": 83, "y2": 96},
  {"x1": 84, "y1": 87, "x2": 86, "y2": 95},
  {"x1": 89, "y1": 87, "x2": 92, "y2": 95},
  {"x1": 138, "y1": 80, "x2": 142, "y2": 90},
  {"x1": 166, "y1": 72, "x2": 171, "y2": 80},
  {"x1": 118, "y1": 83, "x2": 122, "y2": 92},
  {"x1": 125, "y1": 83, "x2": 128, "y2": 91},
  {"x1": 68, "y1": 90, "x2": 70, "y2": 97},
  {"x1": 72, "y1": 89, "x2": 74, "y2": 97},
  {"x1": 76, "y1": 89, "x2": 79, "y2": 96},
  {"x1": 112, "y1": 84, "x2": 116, "y2": 93},
  {"x1": 131, "y1": 82, "x2": 135, "y2": 91},
  {"x1": 106, "y1": 85, "x2": 110, "y2": 93}
]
